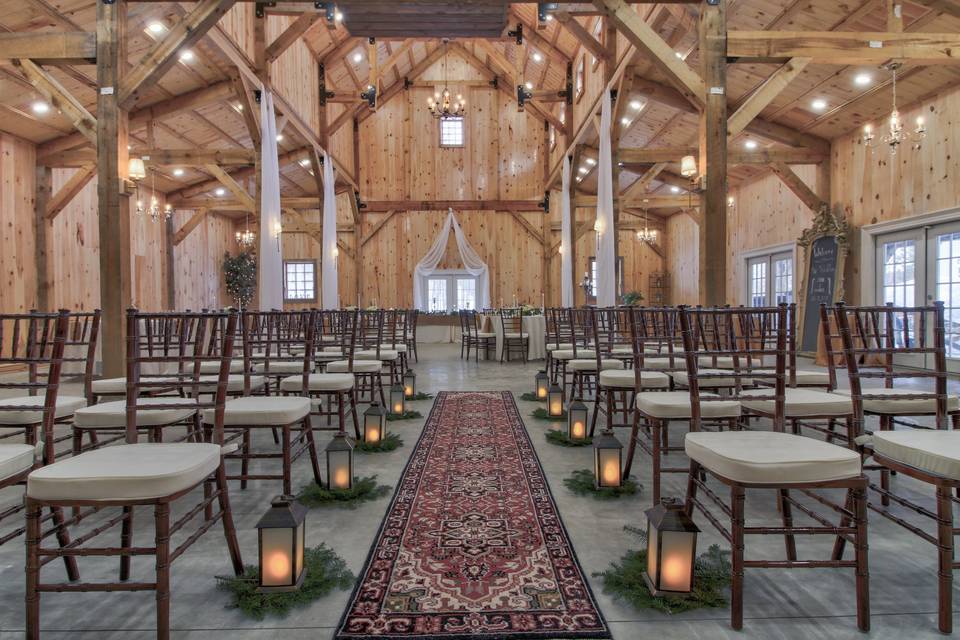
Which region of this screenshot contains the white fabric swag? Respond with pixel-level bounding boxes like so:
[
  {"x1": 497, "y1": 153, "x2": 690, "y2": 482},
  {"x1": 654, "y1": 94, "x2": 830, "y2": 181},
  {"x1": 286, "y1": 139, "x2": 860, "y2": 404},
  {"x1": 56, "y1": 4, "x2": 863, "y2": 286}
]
[
  {"x1": 258, "y1": 90, "x2": 284, "y2": 311},
  {"x1": 594, "y1": 90, "x2": 617, "y2": 307},
  {"x1": 413, "y1": 209, "x2": 490, "y2": 311},
  {"x1": 321, "y1": 152, "x2": 339, "y2": 309},
  {"x1": 560, "y1": 156, "x2": 574, "y2": 307}
]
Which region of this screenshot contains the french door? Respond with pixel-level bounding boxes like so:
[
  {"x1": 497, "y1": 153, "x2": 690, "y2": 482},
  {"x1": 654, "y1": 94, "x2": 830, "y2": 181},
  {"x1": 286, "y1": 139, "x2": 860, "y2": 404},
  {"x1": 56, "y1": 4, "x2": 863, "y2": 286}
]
[
  {"x1": 875, "y1": 222, "x2": 960, "y2": 371},
  {"x1": 747, "y1": 251, "x2": 794, "y2": 308}
]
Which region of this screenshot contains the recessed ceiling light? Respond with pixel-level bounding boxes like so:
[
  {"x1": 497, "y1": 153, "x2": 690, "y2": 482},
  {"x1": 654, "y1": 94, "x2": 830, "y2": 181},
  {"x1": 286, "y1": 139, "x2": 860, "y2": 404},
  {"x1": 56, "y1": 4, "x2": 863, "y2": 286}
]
[
  {"x1": 586, "y1": 157, "x2": 596, "y2": 165},
  {"x1": 334, "y1": 10, "x2": 343, "y2": 21},
  {"x1": 147, "y1": 22, "x2": 165, "y2": 34},
  {"x1": 532, "y1": 51, "x2": 543, "y2": 62},
  {"x1": 215, "y1": 187, "x2": 226, "y2": 196},
  {"x1": 744, "y1": 139, "x2": 758, "y2": 149},
  {"x1": 236, "y1": 103, "x2": 244, "y2": 111},
  {"x1": 276, "y1": 134, "x2": 284, "y2": 142},
  {"x1": 670, "y1": 185, "x2": 681, "y2": 193},
  {"x1": 172, "y1": 168, "x2": 184, "y2": 177},
  {"x1": 854, "y1": 73, "x2": 872, "y2": 86},
  {"x1": 578, "y1": 167, "x2": 588, "y2": 174},
  {"x1": 629, "y1": 100, "x2": 643, "y2": 110},
  {"x1": 300, "y1": 159, "x2": 311, "y2": 167},
  {"x1": 675, "y1": 51, "x2": 683, "y2": 59},
  {"x1": 811, "y1": 99, "x2": 827, "y2": 111},
  {"x1": 352, "y1": 51, "x2": 363, "y2": 63},
  {"x1": 31, "y1": 101, "x2": 49, "y2": 115},
  {"x1": 525, "y1": 81, "x2": 533, "y2": 90},
  {"x1": 545, "y1": 14, "x2": 553, "y2": 21},
  {"x1": 179, "y1": 50, "x2": 194, "y2": 62},
  {"x1": 621, "y1": 117, "x2": 631, "y2": 126}
]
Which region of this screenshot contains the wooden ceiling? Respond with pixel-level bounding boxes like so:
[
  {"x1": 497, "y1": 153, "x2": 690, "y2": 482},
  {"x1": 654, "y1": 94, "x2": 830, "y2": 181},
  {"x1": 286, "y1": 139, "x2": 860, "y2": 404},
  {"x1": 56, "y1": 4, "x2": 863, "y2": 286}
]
[{"x1": 1, "y1": 0, "x2": 959, "y2": 204}]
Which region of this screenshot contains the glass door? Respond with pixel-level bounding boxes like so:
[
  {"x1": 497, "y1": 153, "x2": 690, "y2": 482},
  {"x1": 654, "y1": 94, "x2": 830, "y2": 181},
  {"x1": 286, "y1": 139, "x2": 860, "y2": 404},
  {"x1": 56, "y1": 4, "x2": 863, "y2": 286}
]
[
  {"x1": 746, "y1": 251, "x2": 793, "y2": 308},
  {"x1": 926, "y1": 221, "x2": 960, "y2": 372},
  {"x1": 875, "y1": 229, "x2": 925, "y2": 367}
]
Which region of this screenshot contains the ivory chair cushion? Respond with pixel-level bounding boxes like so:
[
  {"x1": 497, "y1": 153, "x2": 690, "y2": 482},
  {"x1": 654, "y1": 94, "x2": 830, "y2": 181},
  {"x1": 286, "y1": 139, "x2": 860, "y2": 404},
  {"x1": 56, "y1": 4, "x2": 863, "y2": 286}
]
[
  {"x1": 836, "y1": 388, "x2": 960, "y2": 415},
  {"x1": 568, "y1": 359, "x2": 625, "y2": 372},
  {"x1": 636, "y1": 391, "x2": 741, "y2": 420},
  {"x1": 198, "y1": 360, "x2": 245, "y2": 374},
  {"x1": 752, "y1": 369, "x2": 831, "y2": 387},
  {"x1": 279, "y1": 373, "x2": 355, "y2": 392},
  {"x1": 673, "y1": 369, "x2": 748, "y2": 388},
  {"x1": 254, "y1": 361, "x2": 308, "y2": 374},
  {"x1": 322, "y1": 347, "x2": 343, "y2": 353},
  {"x1": 504, "y1": 333, "x2": 528, "y2": 339},
  {"x1": 0, "y1": 444, "x2": 36, "y2": 482},
  {"x1": 325, "y1": 360, "x2": 382, "y2": 374},
  {"x1": 685, "y1": 431, "x2": 862, "y2": 484},
  {"x1": 741, "y1": 388, "x2": 853, "y2": 417},
  {"x1": 636, "y1": 357, "x2": 677, "y2": 370},
  {"x1": 92, "y1": 377, "x2": 179, "y2": 395},
  {"x1": 0, "y1": 396, "x2": 88, "y2": 425},
  {"x1": 201, "y1": 396, "x2": 311, "y2": 426},
  {"x1": 27, "y1": 443, "x2": 221, "y2": 501},
  {"x1": 475, "y1": 332, "x2": 496, "y2": 338},
  {"x1": 872, "y1": 430, "x2": 960, "y2": 480},
  {"x1": 73, "y1": 397, "x2": 197, "y2": 429},
  {"x1": 196, "y1": 374, "x2": 265, "y2": 393},
  {"x1": 380, "y1": 343, "x2": 408, "y2": 352},
  {"x1": 356, "y1": 349, "x2": 399, "y2": 361},
  {"x1": 551, "y1": 349, "x2": 597, "y2": 361},
  {"x1": 611, "y1": 346, "x2": 635, "y2": 356},
  {"x1": 599, "y1": 369, "x2": 670, "y2": 389}
]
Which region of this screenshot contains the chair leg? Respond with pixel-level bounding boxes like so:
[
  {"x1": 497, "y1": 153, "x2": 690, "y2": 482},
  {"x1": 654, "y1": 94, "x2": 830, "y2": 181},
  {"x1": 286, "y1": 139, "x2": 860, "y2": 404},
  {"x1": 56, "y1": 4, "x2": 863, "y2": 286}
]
[
  {"x1": 937, "y1": 485, "x2": 953, "y2": 634},
  {"x1": 778, "y1": 489, "x2": 797, "y2": 561},
  {"x1": 50, "y1": 507, "x2": 79, "y2": 581},
  {"x1": 304, "y1": 416, "x2": 323, "y2": 487},
  {"x1": 730, "y1": 484, "x2": 746, "y2": 631},
  {"x1": 854, "y1": 483, "x2": 870, "y2": 632},
  {"x1": 651, "y1": 418, "x2": 662, "y2": 505},
  {"x1": 350, "y1": 390, "x2": 361, "y2": 439},
  {"x1": 120, "y1": 506, "x2": 134, "y2": 581},
  {"x1": 25, "y1": 499, "x2": 42, "y2": 640},
  {"x1": 215, "y1": 463, "x2": 244, "y2": 576},
  {"x1": 240, "y1": 429, "x2": 251, "y2": 490},
  {"x1": 282, "y1": 424, "x2": 292, "y2": 496},
  {"x1": 155, "y1": 502, "x2": 171, "y2": 640},
  {"x1": 623, "y1": 409, "x2": 640, "y2": 479}
]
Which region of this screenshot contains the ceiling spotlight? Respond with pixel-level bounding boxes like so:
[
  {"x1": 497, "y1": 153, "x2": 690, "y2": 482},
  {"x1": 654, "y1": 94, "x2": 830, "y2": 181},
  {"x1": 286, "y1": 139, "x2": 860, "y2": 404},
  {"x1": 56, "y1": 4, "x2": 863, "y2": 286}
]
[
  {"x1": 674, "y1": 51, "x2": 683, "y2": 59},
  {"x1": 334, "y1": 10, "x2": 343, "y2": 21},
  {"x1": 854, "y1": 73, "x2": 872, "y2": 86},
  {"x1": 586, "y1": 157, "x2": 596, "y2": 165},
  {"x1": 621, "y1": 117, "x2": 631, "y2": 126},
  {"x1": 31, "y1": 101, "x2": 50, "y2": 115},
  {"x1": 276, "y1": 134, "x2": 284, "y2": 142},
  {"x1": 352, "y1": 51, "x2": 363, "y2": 63},
  {"x1": 578, "y1": 166, "x2": 588, "y2": 174},
  {"x1": 236, "y1": 103, "x2": 244, "y2": 111},
  {"x1": 147, "y1": 22, "x2": 165, "y2": 34},
  {"x1": 744, "y1": 139, "x2": 758, "y2": 149},
  {"x1": 525, "y1": 81, "x2": 533, "y2": 90},
  {"x1": 215, "y1": 187, "x2": 226, "y2": 197},
  {"x1": 172, "y1": 168, "x2": 184, "y2": 177},
  {"x1": 811, "y1": 99, "x2": 827, "y2": 111},
  {"x1": 670, "y1": 185, "x2": 681, "y2": 193},
  {"x1": 532, "y1": 51, "x2": 543, "y2": 62},
  {"x1": 629, "y1": 100, "x2": 643, "y2": 110},
  {"x1": 299, "y1": 159, "x2": 311, "y2": 167},
  {"x1": 545, "y1": 14, "x2": 553, "y2": 21},
  {"x1": 179, "y1": 50, "x2": 194, "y2": 62}
]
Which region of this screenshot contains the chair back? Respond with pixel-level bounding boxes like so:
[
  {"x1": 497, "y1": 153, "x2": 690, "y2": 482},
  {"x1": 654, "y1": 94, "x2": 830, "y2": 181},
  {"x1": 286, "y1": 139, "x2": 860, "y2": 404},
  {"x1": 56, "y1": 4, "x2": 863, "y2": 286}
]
[
  {"x1": 244, "y1": 310, "x2": 314, "y2": 392},
  {"x1": 382, "y1": 309, "x2": 406, "y2": 349},
  {"x1": 0, "y1": 310, "x2": 70, "y2": 462},
  {"x1": 59, "y1": 310, "x2": 100, "y2": 403},
  {"x1": 358, "y1": 310, "x2": 383, "y2": 358},
  {"x1": 499, "y1": 307, "x2": 523, "y2": 335},
  {"x1": 628, "y1": 306, "x2": 684, "y2": 379},
  {"x1": 830, "y1": 302, "x2": 950, "y2": 429},
  {"x1": 568, "y1": 308, "x2": 593, "y2": 358}
]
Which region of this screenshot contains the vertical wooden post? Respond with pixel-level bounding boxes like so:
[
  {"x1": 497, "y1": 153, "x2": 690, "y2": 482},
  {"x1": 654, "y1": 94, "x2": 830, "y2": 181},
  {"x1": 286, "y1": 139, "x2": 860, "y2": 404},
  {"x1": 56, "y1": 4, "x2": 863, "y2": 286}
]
[
  {"x1": 165, "y1": 216, "x2": 177, "y2": 309},
  {"x1": 698, "y1": 0, "x2": 727, "y2": 306},
  {"x1": 569, "y1": 145, "x2": 583, "y2": 307},
  {"x1": 35, "y1": 166, "x2": 52, "y2": 311},
  {"x1": 97, "y1": 0, "x2": 131, "y2": 377},
  {"x1": 605, "y1": 22, "x2": 622, "y2": 298},
  {"x1": 253, "y1": 4, "x2": 266, "y2": 309},
  {"x1": 816, "y1": 160, "x2": 831, "y2": 206}
]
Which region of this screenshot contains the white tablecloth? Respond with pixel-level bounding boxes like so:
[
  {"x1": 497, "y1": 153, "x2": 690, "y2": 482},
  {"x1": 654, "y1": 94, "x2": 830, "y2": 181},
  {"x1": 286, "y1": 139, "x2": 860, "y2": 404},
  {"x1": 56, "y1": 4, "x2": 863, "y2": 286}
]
[{"x1": 481, "y1": 314, "x2": 546, "y2": 360}]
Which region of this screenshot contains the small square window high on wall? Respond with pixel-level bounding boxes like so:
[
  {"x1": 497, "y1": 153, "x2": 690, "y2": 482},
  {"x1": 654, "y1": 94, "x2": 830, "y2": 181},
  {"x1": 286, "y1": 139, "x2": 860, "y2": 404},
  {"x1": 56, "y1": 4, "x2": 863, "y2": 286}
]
[
  {"x1": 283, "y1": 260, "x2": 317, "y2": 302},
  {"x1": 439, "y1": 115, "x2": 465, "y2": 147}
]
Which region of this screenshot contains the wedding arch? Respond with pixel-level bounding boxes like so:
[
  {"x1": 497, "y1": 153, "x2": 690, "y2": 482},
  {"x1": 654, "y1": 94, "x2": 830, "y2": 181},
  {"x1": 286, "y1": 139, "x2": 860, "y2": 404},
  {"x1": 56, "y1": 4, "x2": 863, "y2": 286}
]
[{"x1": 413, "y1": 209, "x2": 490, "y2": 311}]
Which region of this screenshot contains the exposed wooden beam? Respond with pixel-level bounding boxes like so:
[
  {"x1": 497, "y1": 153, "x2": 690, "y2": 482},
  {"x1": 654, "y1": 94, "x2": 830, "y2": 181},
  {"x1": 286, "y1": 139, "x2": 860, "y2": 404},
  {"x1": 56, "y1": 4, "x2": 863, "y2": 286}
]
[
  {"x1": 119, "y1": 0, "x2": 237, "y2": 107},
  {"x1": 205, "y1": 163, "x2": 256, "y2": 212},
  {"x1": 727, "y1": 31, "x2": 960, "y2": 64},
  {"x1": 770, "y1": 161, "x2": 827, "y2": 212},
  {"x1": 507, "y1": 10, "x2": 571, "y2": 66},
  {"x1": 232, "y1": 74, "x2": 261, "y2": 144},
  {"x1": 727, "y1": 57, "x2": 810, "y2": 138},
  {"x1": 0, "y1": 32, "x2": 95, "y2": 64},
  {"x1": 265, "y1": 12, "x2": 323, "y2": 63},
  {"x1": 363, "y1": 199, "x2": 546, "y2": 212},
  {"x1": 619, "y1": 147, "x2": 697, "y2": 163},
  {"x1": 616, "y1": 146, "x2": 827, "y2": 164},
  {"x1": 593, "y1": 0, "x2": 705, "y2": 109},
  {"x1": 553, "y1": 11, "x2": 610, "y2": 63},
  {"x1": 45, "y1": 164, "x2": 96, "y2": 220},
  {"x1": 144, "y1": 148, "x2": 256, "y2": 166},
  {"x1": 172, "y1": 207, "x2": 208, "y2": 245},
  {"x1": 509, "y1": 211, "x2": 545, "y2": 245},
  {"x1": 909, "y1": 0, "x2": 960, "y2": 19},
  {"x1": 360, "y1": 209, "x2": 398, "y2": 247},
  {"x1": 355, "y1": 41, "x2": 447, "y2": 126},
  {"x1": 621, "y1": 162, "x2": 667, "y2": 200},
  {"x1": 13, "y1": 59, "x2": 97, "y2": 145}
]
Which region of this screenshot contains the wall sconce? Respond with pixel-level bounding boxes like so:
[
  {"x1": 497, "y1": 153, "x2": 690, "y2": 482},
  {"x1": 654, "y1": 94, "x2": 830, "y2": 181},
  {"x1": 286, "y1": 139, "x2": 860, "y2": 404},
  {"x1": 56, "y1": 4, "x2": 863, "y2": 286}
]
[
  {"x1": 680, "y1": 155, "x2": 697, "y2": 179},
  {"x1": 644, "y1": 498, "x2": 699, "y2": 596},
  {"x1": 128, "y1": 157, "x2": 146, "y2": 181},
  {"x1": 256, "y1": 496, "x2": 307, "y2": 592},
  {"x1": 273, "y1": 220, "x2": 283, "y2": 251}
]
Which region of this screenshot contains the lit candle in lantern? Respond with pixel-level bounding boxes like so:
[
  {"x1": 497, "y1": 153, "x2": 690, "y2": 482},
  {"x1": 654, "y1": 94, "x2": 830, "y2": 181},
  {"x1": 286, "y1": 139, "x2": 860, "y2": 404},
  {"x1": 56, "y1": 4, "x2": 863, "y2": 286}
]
[
  {"x1": 602, "y1": 459, "x2": 620, "y2": 485},
  {"x1": 568, "y1": 400, "x2": 588, "y2": 441},
  {"x1": 333, "y1": 467, "x2": 350, "y2": 489}
]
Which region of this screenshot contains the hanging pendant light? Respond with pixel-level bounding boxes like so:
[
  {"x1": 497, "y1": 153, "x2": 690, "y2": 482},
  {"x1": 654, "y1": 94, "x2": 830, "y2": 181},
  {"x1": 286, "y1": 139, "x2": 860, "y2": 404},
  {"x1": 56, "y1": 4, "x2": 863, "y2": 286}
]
[
  {"x1": 236, "y1": 211, "x2": 256, "y2": 248},
  {"x1": 427, "y1": 39, "x2": 466, "y2": 119},
  {"x1": 635, "y1": 201, "x2": 657, "y2": 244},
  {"x1": 861, "y1": 62, "x2": 926, "y2": 155}
]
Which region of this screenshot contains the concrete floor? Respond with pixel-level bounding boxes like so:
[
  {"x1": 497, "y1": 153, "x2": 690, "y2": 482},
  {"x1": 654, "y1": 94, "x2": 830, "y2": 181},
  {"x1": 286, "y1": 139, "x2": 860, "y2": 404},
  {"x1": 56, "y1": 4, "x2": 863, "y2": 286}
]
[{"x1": 0, "y1": 343, "x2": 956, "y2": 639}]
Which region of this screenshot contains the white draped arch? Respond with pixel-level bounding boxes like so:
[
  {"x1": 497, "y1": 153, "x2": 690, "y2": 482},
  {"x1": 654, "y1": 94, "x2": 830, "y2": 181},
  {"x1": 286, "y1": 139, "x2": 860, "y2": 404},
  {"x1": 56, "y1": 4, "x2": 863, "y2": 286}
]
[{"x1": 413, "y1": 209, "x2": 490, "y2": 311}]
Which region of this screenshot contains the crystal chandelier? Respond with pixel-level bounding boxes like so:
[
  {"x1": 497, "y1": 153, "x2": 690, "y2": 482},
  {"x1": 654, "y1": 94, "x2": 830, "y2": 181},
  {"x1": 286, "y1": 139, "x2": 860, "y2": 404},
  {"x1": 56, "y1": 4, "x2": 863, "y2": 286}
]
[
  {"x1": 427, "y1": 40, "x2": 465, "y2": 119},
  {"x1": 133, "y1": 161, "x2": 172, "y2": 222},
  {"x1": 862, "y1": 62, "x2": 926, "y2": 155},
  {"x1": 235, "y1": 212, "x2": 256, "y2": 248},
  {"x1": 635, "y1": 201, "x2": 657, "y2": 243}
]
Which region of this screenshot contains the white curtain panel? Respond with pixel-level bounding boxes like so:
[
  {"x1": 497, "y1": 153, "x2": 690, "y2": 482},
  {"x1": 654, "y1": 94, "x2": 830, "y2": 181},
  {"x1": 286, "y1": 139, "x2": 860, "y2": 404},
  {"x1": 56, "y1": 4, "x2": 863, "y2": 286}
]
[
  {"x1": 258, "y1": 90, "x2": 284, "y2": 311},
  {"x1": 321, "y1": 151, "x2": 339, "y2": 309},
  {"x1": 413, "y1": 209, "x2": 490, "y2": 311},
  {"x1": 595, "y1": 90, "x2": 617, "y2": 307},
  {"x1": 560, "y1": 156, "x2": 574, "y2": 307}
]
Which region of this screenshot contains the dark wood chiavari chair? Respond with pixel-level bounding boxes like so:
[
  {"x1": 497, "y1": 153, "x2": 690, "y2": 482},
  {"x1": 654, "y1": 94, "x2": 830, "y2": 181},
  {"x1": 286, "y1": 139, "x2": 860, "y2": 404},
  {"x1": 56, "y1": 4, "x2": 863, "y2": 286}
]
[
  {"x1": 499, "y1": 308, "x2": 528, "y2": 363},
  {"x1": 381, "y1": 309, "x2": 410, "y2": 373},
  {"x1": 678, "y1": 304, "x2": 869, "y2": 632},
  {"x1": 405, "y1": 309, "x2": 419, "y2": 363},
  {"x1": 25, "y1": 309, "x2": 245, "y2": 640},
  {"x1": 569, "y1": 308, "x2": 624, "y2": 401}
]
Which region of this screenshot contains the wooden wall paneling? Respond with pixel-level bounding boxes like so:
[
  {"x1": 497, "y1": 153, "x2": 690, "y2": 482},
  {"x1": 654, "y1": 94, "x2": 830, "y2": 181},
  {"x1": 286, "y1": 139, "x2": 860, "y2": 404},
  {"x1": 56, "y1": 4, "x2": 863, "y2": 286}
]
[
  {"x1": 665, "y1": 212, "x2": 699, "y2": 305},
  {"x1": 0, "y1": 133, "x2": 37, "y2": 315}
]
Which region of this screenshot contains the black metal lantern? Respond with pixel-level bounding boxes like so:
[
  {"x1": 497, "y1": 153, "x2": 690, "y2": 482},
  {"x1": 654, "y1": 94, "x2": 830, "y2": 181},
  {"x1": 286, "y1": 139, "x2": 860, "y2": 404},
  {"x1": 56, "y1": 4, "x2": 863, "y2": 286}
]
[
  {"x1": 644, "y1": 498, "x2": 699, "y2": 596},
  {"x1": 363, "y1": 402, "x2": 386, "y2": 445},
  {"x1": 593, "y1": 429, "x2": 623, "y2": 488},
  {"x1": 256, "y1": 496, "x2": 307, "y2": 592},
  {"x1": 547, "y1": 382, "x2": 564, "y2": 417},
  {"x1": 567, "y1": 400, "x2": 589, "y2": 441},
  {"x1": 325, "y1": 432, "x2": 354, "y2": 490},
  {"x1": 403, "y1": 369, "x2": 416, "y2": 398},
  {"x1": 535, "y1": 370, "x2": 549, "y2": 400},
  {"x1": 389, "y1": 383, "x2": 406, "y2": 415}
]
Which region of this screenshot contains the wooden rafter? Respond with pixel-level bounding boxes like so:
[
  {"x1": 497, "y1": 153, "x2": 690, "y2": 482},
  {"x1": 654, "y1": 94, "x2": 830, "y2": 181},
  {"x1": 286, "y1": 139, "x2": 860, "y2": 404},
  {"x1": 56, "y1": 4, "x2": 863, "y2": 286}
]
[
  {"x1": 14, "y1": 58, "x2": 97, "y2": 145},
  {"x1": 205, "y1": 164, "x2": 255, "y2": 212},
  {"x1": 769, "y1": 161, "x2": 827, "y2": 212},
  {"x1": 144, "y1": 149, "x2": 256, "y2": 166},
  {"x1": 266, "y1": 12, "x2": 323, "y2": 63},
  {"x1": 621, "y1": 162, "x2": 668, "y2": 200},
  {"x1": 172, "y1": 207, "x2": 208, "y2": 245},
  {"x1": 727, "y1": 31, "x2": 960, "y2": 64},
  {"x1": 44, "y1": 164, "x2": 95, "y2": 220},
  {"x1": 552, "y1": 11, "x2": 609, "y2": 63},
  {"x1": 0, "y1": 32, "x2": 95, "y2": 64},
  {"x1": 727, "y1": 58, "x2": 810, "y2": 138}
]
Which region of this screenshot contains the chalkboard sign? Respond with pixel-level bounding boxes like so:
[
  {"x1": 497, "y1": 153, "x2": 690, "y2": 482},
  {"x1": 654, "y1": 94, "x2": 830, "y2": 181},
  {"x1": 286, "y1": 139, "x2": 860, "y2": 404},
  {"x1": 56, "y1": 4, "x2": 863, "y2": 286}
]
[{"x1": 796, "y1": 206, "x2": 849, "y2": 353}]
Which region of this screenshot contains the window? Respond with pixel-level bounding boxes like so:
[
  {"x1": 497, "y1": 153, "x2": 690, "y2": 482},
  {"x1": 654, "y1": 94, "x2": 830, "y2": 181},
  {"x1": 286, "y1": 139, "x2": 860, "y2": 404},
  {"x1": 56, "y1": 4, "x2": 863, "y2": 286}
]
[
  {"x1": 439, "y1": 115, "x2": 464, "y2": 147},
  {"x1": 745, "y1": 250, "x2": 792, "y2": 307},
  {"x1": 283, "y1": 260, "x2": 316, "y2": 302},
  {"x1": 591, "y1": 18, "x2": 604, "y2": 68},
  {"x1": 587, "y1": 256, "x2": 624, "y2": 299},
  {"x1": 422, "y1": 272, "x2": 479, "y2": 312},
  {"x1": 575, "y1": 56, "x2": 585, "y2": 101}
]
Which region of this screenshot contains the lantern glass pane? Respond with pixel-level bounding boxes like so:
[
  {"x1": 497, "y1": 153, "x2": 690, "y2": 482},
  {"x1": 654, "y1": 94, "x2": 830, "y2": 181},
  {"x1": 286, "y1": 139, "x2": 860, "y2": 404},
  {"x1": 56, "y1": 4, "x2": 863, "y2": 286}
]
[
  {"x1": 261, "y1": 528, "x2": 293, "y2": 587},
  {"x1": 364, "y1": 415, "x2": 382, "y2": 443},
  {"x1": 548, "y1": 391, "x2": 563, "y2": 416},
  {"x1": 536, "y1": 373, "x2": 548, "y2": 398},
  {"x1": 295, "y1": 522, "x2": 305, "y2": 582},
  {"x1": 597, "y1": 448, "x2": 621, "y2": 487},
  {"x1": 647, "y1": 524, "x2": 659, "y2": 586},
  {"x1": 391, "y1": 390, "x2": 405, "y2": 414},
  {"x1": 328, "y1": 450, "x2": 352, "y2": 489},
  {"x1": 569, "y1": 409, "x2": 587, "y2": 440},
  {"x1": 403, "y1": 373, "x2": 415, "y2": 397},
  {"x1": 659, "y1": 531, "x2": 695, "y2": 592}
]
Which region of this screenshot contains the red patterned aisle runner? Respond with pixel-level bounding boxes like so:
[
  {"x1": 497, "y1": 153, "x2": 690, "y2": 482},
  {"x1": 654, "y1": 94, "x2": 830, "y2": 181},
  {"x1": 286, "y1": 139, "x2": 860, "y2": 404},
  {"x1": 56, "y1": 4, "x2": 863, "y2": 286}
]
[{"x1": 336, "y1": 391, "x2": 611, "y2": 640}]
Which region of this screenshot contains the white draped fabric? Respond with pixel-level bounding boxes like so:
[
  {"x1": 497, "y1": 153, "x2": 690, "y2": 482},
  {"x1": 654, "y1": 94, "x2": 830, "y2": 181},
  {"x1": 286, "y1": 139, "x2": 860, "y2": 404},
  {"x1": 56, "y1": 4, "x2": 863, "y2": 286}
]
[
  {"x1": 321, "y1": 152, "x2": 339, "y2": 309},
  {"x1": 594, "y1": 90, "x2": 617, "y2": 307},
  {"x1": 258, "y1": 90, "x2": 284, "y2": 310},
  {"x1": 560, "y1": 156, "x2": 574, "y2": 307},
  {"x1": 413, "y1": 209, "x2": 490, "y2": 311}
]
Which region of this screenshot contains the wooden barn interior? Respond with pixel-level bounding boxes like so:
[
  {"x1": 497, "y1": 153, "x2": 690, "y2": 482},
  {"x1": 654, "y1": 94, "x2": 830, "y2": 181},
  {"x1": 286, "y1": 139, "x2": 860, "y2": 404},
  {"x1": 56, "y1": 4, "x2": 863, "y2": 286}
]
[{"x1": 1, "y1": 0, "x2": 960, "y2": 638}]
